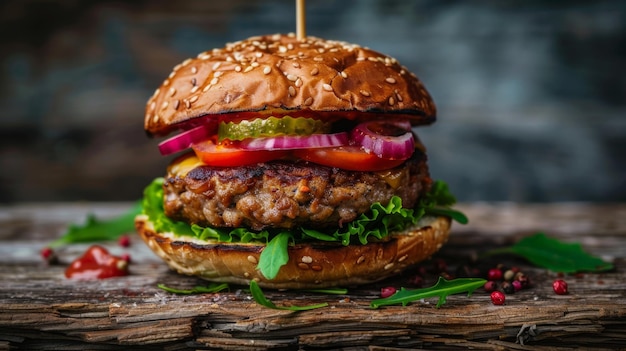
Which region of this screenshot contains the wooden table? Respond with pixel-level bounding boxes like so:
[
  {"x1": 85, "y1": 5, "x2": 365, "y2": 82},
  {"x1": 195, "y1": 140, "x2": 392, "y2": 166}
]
[{"x1": 1, "y1": 202, "x2": 625, "y2": 350}]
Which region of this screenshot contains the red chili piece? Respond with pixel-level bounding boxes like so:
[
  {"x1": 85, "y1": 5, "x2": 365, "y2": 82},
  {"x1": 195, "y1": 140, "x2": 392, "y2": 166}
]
[
  {"x1": 490, "y1": 291, "x2": 506, "y2": 305},
  {"x1": 553, "y1": 279, "x2": 568, "y2": 295},
  {"x1": 380, "y1": 286, "x2": 397, "y2": 298},
  {"x1": 65, "y1": 245, "x2": 129, "y2": 280}
]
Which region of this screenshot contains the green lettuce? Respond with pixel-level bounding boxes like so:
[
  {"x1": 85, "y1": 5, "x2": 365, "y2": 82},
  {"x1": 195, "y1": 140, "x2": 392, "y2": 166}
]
[{"x1": 141, "y1": 178, "x2": 466, "y2": 280}]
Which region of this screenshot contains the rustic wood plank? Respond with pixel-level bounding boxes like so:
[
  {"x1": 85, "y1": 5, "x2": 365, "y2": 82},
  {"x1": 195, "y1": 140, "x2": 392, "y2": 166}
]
[{"x1": 1, "y1": 202, "x2": 625, "y2": 349}]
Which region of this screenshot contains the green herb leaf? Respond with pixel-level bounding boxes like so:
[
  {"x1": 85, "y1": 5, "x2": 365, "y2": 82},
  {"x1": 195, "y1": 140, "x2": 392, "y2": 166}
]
[
  {"x1": 304, "y1": 288, "x2": 348, "y2": 295},
  {"x1": 250, "y1": 280, "x2": 328, "y2": 310},
  {"x1": 486, "y1": 232, "x2": 613, "y2": 273},
  {"x1": 50, "y1": 202, "x2": 142, "y2": 247},
  {"x1": 424, "y1": 207, "x2": 469, "y2": 224},
  {"x1": 258, "y1": 232, "x2": 292, "y2": 280},
  {"x1": 157, "y1": 283, "x2": 229, "y2": 295},
  {"x1": 370, "y1": 277, "x2": 486, "y2": 309}
]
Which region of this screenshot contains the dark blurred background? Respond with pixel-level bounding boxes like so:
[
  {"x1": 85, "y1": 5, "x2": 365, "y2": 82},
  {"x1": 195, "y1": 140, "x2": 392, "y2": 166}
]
[{"x1": 0, "y1": 0, "x2": 624, "y2": 203}]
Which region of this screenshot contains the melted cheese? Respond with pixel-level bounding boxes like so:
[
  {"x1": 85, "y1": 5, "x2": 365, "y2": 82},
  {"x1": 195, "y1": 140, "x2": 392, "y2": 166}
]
[
  {"x1": 168, "y1": 154, "x2": 205, "y2": 178},
  {"x1": 376, "y1": 168, "x2": 406, "y2": 189}
]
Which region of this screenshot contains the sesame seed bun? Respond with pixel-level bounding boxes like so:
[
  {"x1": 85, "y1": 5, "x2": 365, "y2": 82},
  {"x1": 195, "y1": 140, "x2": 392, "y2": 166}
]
[
  {"x1": 135, "y1": 214, "x2": 450, "y2": 289},
  {"x1": 145, "y1": 33, "x2": 436, "y2": 136}
]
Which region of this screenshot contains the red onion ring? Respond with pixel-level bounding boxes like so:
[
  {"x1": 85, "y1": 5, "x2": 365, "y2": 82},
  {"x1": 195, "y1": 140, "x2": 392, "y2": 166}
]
[{"x1": 350, "y1": 121, "x2": 415, "y2": 159}]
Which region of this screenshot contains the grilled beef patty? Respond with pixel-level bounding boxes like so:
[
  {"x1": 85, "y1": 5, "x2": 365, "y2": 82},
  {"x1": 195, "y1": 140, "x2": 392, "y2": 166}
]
[{"x1": 163, "y1": 152, "x2": 431, "y2": 231}]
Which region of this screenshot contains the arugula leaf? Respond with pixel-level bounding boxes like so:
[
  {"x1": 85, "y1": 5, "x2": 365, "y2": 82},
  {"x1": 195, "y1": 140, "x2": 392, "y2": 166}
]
[
  {"x1": 249, "y1": 280, "x2": 328, "y2": 310},
  {"x1": 50, "y1": 202, "x2": 142, "y2": 247},
  {"x1": 370, "y1": 277, "x2": 486, "y2": 309},
  {"x1": 157, "y1": 282, "x2": 229, "y2": 294},
  {"x1": 258, "y1": 232, "x2": 292, "y2": 280},
  {"x1": 304, "y1": 288, "x2": 348, "y2": 295},
  {"x1": 485, "y1": 233, "x2": 613, "y2": 273}
]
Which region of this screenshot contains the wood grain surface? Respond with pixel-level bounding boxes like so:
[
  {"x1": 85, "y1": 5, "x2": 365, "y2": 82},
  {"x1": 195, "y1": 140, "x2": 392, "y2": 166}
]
[{"x1": 1, "y1": 202, "x2": 625, "y2": 350}]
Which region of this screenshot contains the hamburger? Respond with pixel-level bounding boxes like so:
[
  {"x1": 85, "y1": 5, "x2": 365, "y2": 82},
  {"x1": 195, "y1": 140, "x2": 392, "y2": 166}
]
[{"x1": 135, "y1": 33, "x2": 466, "y2": 289}]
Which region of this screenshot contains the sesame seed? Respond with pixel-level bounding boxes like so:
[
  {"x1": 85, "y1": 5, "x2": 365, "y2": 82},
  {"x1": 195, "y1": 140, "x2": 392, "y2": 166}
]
[
  {"x1": 313, "y1": 56, "x2": 324, "y2": 62},
  {"x1": 244, "y1": 66, "x2": 254, "y2": 73},
  {"x1": 202, "y1": 84, "x2": 211, "y2": 92},
  {"x1": 247, "y1": 255, "x2": 258, "y2": 264},
  {"x1": 317, "y1": 48, "x2": 325, "y2": 54},
  {"x1": 384, "y1": 263, "x2": 394, "y2": 270},
  {"x1": 287, "y1": 74, "x2": 298, "y2": 81},
  {"x1": 356, "y1": 57, "x2": 366, "y2": 61},
  {"x1": 161, "y1": 101, "x2": 168, "y2": 110},
  {"x1": 388, "y1": 96, "x2": 395, "y2": 105},
  {"x1": 329, "y1": 48, "x2": 338, "y2": 52},
  {"x1": 356, "y1": 255, "x2": 365, "y2": 264},
  {"x1": 250, "y1": 62, "x2": 259, "y2": 67},
  {"x1": 295, "y1": 78, "x2": 303, "y2": 87},
  {"x1": 191, "y1": 66, "x2": 197, "y2": 74},
  {"x1": 191, "y1": 77, "x2": 197, "y2": 86},
  {"x1": 184, "y1": 99, "x2": 191, "y2": 109},
  {"x1": 173, "y1": 64, "x2": 182, "y2": 72},
  {"x1": 396, "y1": 92, "x2": 403, "y2": 102},
  {"x1": 210, "y1": 77, "x2": 219, "y2": 85},
  {"x1": 197, "y1": 53, "x2": 211, "y2": 60},
  {"x1": 214, "y1": 71, "x2": 224, "y2": 78},
  {"x1": 255, "y1": 52, "x2": 263, "y2": 58},
  {"x1": 212, "y1": 62, "x2": 221, "y2": 70},
  {"x1": 359, "y1": 90, "x2": 371, "y2": 97},
  {"x1": 310, "y1": 67, "x2": 319, "y2": 75},
  {"x1": 190, "y1": 86, "x2": 199, "y2": 93},
  {"x1": 398, "y1": 254, "x2": 408, "y2": 262},
  {"x1": 152, "y1": 114, "x2": 158, "y2": 123},
  {"x1": 288, "y1": 86, "x2": 296, "y2": 97},
  {"x1": 162, "y1": 79, "x2": 170, "y2": 87},
  {"x1": 235, "y1": 65, "x2": 242, "y2": 72},
  {"x1": 182, "y1": 58, "x2": 192, "y2": 67},
  {"x1": 311, "y1": 265, "x2": 322, "y2": 271},
  {"x1": 304, "y1": 97, "x2": 313, "y2": 106},
  {"x1": 263, "y1": 66, "x2": 271, "y2": 75},
  {"x1": 301, "y1": 256, "x2": 313, "y2": 263},
  {"x1": 168, "y1": 71, "x2": 176, "y2": 79},
  {"x1": 367, "y1": 57, "x2": 377, "y2": 62},
  {"x1": 292, "y1": 62, "x2": 300, "y2": 68},
  {"x1": 173, "y1": 99, "x2": 180, "y2": 110},
  {"x1": 322, "y1": 83, "x2": 333, "y2": 92},
  {"x1": 298, "y1": 263, "x2": 309, "y2": 270},
  {"x1": 149, "y1": 101, "x2": 156, "y2": 111},
  {"x1": 386, "y1": 77, "x2": 397, "y2": 84},
  {"x1": 189, "y1": 95, "x2": 198, "y2": 103},
  {"x1": 340, "y1": 71, "x2": 348, "y2": 79},
  {"x1": 278, "y1": 45, "x2": 287, "y2": 53}
]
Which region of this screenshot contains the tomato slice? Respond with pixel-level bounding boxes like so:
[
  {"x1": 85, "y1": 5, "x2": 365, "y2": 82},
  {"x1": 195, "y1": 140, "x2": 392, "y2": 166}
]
[
  {"x1": 293, "y1": 146, "x2": 406, "y2": 171},
  {"x1": 192, "y1": 140, "x2": 288, "y2": 167}
]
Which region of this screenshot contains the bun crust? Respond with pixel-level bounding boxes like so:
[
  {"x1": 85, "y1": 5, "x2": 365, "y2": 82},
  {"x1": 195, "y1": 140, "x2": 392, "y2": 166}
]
[
  {"x1": 135, "y1": 214, "x2": 450, "y2": 289},
  {"x1": 145, "y1": 33, "x2": 436, "y2": 136}
]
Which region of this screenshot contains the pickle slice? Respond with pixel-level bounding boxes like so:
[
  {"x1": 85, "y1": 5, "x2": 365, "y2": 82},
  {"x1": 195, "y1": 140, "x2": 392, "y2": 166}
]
[{"x1": 218, "y1": 116, "x2": 330, "y2": 141}]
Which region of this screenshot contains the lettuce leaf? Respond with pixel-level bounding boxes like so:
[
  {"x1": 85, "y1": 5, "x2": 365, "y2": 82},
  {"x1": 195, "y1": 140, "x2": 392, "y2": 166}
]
[{"x1": 141, "y1": 178, "x2": 466, "y2": 281}]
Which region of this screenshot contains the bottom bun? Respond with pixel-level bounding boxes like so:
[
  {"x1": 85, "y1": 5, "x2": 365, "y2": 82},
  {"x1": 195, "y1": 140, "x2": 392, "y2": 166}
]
[{"x1": 135, "y1": 215, "x2": 451, "y2": 289}]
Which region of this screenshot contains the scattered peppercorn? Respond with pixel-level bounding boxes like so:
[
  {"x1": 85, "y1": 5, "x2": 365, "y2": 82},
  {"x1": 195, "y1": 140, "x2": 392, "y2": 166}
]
[
  {"x1": 501, "y1": 281, "x2": 514, "y2": 294},
  {"x1": 512, "y1": 280, "x2": 523, "y2": 292},
  {"x1": 487, "y1": 268, "x2": 503, "y2": 281},
  {"x1": 483, "y1": 281, "x2": 498, "y2": 292},
  {"x1": 118, "y1": 235, "x2": 131, "y2": 247},
  {"x1": 490, "y1": 291, "x2": 506, "y2": 305},
  {"x1": 380, "y1": 286, "x2": 397, "y2": 298},
  {"x1": 41, "y1": 247, "x2": 53, "y2": 260},
  {"x1": 503, "y1": 269, "x2": 515, "y2": 281},
  {"x1": 120, "y1": 253, "x2": 131, "y2": 263},
  {"x1": 553, "y1": 279, "x2": 568, "y2": 295}
]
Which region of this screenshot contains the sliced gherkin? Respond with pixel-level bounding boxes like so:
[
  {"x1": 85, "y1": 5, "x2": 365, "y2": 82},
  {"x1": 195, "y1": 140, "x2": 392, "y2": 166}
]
[{"x1": 218, "y1": 116, "x2": 330, "y2": 141}]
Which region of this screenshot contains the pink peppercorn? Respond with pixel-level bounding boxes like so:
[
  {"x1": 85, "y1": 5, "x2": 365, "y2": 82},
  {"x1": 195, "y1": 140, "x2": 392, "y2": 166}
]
[
  {"x1": 118, "y1": 235, "x2": 131, "y2": 247},
  {"x1": 380, "y1": 286, "x2": 397, "y2": 298},
  {"x1": 553, "y1": 279, "x2": 568, "y2": 295},
  {"x1": 483, "y1": 281, "x2": 497, "y2": 292},
  {"x1": 487, "y1": 268, "x2": 503, "y2": 281},
  {"x1": 41, "y1": 247, "x2": 54, "y2": 260},
  {"x1": 512, "y1": 280, "x2": 523, "y2": 292},
  {"x1": 490, "y1": 291, "x2": 506, "y2": 305}
]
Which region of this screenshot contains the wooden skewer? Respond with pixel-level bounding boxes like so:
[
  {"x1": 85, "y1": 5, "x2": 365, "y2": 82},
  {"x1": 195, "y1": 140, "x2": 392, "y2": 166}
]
[{"x1": 296, "y1": 0, "x2": 306, "y2": 40}]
